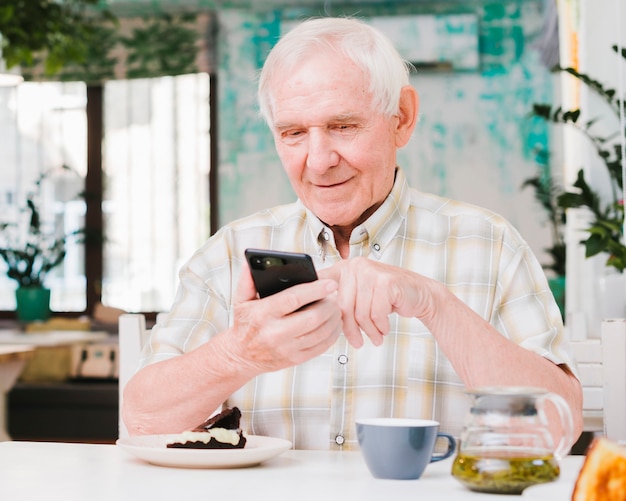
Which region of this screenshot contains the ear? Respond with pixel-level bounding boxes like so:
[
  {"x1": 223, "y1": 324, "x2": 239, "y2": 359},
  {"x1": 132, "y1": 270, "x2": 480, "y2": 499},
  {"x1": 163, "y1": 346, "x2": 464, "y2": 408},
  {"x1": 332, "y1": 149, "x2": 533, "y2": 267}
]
[{"x1": 395, "y1": 86, "x2": 419, "y2": 148}]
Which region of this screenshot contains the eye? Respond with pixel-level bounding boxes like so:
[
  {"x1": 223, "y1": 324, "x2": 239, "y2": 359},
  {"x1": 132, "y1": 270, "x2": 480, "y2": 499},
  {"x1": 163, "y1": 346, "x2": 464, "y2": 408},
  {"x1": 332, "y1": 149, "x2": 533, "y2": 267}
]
[
  {"x1": 330, "y1": 123, "x2": 358, "y2": 135},
  {"x1": 279, "y1": 129, "x2": 306, "y2": 145}
]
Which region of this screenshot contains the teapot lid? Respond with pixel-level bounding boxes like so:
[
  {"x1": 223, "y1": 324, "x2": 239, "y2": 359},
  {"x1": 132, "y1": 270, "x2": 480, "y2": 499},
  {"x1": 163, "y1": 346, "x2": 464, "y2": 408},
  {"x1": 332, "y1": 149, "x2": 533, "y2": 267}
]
[
  {"x1": 466, "y1": 386, "x2": 548, "y2": 397},
  {"x1": 466, "y1": 386, "x2": 548, "y2": 415}
]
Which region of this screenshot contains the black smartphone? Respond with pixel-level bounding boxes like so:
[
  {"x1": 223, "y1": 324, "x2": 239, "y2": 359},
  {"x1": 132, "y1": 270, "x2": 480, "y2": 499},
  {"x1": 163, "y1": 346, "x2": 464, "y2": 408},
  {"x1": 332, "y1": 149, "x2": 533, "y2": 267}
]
[{"x1": 245, "y1": 248, "x2": 318, "y2": 298}]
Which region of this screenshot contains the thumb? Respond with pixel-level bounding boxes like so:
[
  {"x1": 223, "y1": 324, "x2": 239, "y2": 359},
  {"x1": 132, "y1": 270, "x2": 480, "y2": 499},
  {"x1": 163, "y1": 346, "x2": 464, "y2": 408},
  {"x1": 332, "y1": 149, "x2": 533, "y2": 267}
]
[{"x1": 236, "y1": 262, "x2": 258, "y2": 303}]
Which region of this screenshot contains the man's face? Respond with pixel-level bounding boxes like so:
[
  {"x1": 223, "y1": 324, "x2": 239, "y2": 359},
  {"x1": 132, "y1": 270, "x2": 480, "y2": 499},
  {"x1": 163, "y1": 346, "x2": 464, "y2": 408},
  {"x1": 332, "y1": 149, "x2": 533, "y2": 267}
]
[{"x1": 269, "y1": 53, "x2": 401, "y2": 230}]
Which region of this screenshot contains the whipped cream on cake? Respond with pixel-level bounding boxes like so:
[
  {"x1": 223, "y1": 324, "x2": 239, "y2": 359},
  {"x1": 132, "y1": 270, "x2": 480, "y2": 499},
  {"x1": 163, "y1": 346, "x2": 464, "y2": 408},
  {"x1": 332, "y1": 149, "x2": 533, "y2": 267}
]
[{"x1": 167, "y1": 407, "x2": 247, "y2": 449}]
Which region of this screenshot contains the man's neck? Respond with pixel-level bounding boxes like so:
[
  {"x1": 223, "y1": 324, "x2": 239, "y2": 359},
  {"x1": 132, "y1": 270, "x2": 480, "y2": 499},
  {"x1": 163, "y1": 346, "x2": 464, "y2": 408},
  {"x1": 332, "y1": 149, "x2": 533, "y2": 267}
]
[
  {"x1": 330, "y1": 228, "x2": 351, "y2": 259},
  {"x1": 325, "y1": 196, "x2": 389, "y2": 258}
]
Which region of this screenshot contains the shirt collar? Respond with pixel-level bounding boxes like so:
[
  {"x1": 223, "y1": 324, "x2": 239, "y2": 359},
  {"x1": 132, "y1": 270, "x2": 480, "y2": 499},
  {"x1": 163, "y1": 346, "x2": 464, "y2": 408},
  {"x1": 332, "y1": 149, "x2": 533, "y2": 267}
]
[{"x1": 300, "y1": 167, "x2": 410, "y2": 259}]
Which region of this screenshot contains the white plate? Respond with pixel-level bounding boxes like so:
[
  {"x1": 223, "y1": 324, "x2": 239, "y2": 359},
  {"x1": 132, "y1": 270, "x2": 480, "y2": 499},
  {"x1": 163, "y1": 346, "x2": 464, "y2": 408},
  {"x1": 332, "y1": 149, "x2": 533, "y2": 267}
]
[
  {"x1": 116, "y1": 434, "x2": 292, "y2": 469},
  {"x1": 522, "y1": 481, "x2": 574, "y2": 500}
]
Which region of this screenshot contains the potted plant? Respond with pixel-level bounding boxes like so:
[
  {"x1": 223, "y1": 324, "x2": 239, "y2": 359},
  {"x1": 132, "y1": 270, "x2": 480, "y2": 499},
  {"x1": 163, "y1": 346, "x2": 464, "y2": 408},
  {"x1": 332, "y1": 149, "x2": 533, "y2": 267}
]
[
  {"x1": 0, "y1": 165, "x2": 84, "y2": 322},
  {"x1": 0, "y1": 0, "x2": 115, "y2": 77},
  {"x1": 532, "y1": 44, "x2": 626, "y2": 273}
]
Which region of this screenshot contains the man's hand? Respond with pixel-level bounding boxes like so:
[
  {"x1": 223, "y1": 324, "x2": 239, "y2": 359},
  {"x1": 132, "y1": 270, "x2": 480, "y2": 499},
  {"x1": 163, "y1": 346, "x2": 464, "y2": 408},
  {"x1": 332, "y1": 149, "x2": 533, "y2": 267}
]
[
  {"x1": 319, "y1": 257, "x2": 436, "y2": 348},
  {"x1": 227, "y1": 264, "x2": 343, "y2": 373}
]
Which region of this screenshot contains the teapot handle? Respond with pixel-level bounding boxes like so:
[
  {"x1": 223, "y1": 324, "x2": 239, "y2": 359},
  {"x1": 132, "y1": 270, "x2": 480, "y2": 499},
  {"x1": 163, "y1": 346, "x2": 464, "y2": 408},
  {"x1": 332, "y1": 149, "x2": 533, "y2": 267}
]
[{"x1": 538, "y1": 392, "x2": 575, "y2": 460}]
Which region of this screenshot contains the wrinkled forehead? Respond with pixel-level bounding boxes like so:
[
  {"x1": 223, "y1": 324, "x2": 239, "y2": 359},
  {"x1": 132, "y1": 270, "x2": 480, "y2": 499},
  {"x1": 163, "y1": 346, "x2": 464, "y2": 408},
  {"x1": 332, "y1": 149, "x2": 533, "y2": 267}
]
[
  {"x1": 269, "y1": 39, "x2": 348, "y2": 83},
  {"x1": 264, "y1": 46, "x2": 373, "y2": 119}
]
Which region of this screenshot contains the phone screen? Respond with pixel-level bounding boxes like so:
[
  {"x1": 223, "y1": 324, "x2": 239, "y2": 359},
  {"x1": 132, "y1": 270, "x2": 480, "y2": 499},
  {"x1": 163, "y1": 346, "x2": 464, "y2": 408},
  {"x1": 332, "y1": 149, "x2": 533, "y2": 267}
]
[{"x1": 245, "y1": 249, "x2": 318, "y2": 298}]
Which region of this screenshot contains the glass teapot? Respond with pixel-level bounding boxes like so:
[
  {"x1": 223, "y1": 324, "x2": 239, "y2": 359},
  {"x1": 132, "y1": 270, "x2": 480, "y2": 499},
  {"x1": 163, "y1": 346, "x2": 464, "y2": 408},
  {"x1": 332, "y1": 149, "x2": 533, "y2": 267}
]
[{"x1": 451, "y1": 386, "x2": 574, "y2": 495}]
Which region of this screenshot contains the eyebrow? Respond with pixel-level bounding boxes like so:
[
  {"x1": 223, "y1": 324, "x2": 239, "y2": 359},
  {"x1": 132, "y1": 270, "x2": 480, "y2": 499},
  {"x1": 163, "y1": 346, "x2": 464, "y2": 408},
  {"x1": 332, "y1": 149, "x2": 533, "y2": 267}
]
[{"x1": 273, "y1": 112, "x2": 364, "y2": 131}]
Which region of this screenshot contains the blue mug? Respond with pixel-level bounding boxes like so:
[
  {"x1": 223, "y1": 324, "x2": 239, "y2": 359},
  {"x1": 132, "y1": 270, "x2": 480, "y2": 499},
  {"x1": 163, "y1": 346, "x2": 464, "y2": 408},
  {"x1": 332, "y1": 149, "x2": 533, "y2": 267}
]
[{"x1": 356, "y1": 418, "x2": 456, "y2": 480}]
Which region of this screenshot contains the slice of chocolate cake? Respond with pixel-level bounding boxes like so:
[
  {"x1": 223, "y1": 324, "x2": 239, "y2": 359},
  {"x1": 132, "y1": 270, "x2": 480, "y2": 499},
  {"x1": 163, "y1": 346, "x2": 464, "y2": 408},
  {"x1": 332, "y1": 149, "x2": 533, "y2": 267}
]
[{"x1": 167, "y1": 407, "x2": 247, "y2": 449}]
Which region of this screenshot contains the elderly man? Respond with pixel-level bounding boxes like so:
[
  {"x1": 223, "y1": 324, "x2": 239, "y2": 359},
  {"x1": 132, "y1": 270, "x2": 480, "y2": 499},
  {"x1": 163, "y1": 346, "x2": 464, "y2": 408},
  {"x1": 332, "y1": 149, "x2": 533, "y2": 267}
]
[{"x1": 123, "y1": 17, "x2": 582, "y2": 450}]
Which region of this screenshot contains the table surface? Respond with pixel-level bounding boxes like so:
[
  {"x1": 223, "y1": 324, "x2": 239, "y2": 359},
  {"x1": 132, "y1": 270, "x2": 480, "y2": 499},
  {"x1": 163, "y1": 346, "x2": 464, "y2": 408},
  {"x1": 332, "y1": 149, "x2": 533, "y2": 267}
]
[
  {"x1": 0, "y1": 345, "x2": 34, "y2": 363},
  {"x1": 0, "y1": 441, "x2": 585, "y2": 501},
  {"x1": 0, "y1": 329, "x2": 108, "y2": 347},
  {"x1": 0, "y1": 331, "x2": 110, "y2": 441}
]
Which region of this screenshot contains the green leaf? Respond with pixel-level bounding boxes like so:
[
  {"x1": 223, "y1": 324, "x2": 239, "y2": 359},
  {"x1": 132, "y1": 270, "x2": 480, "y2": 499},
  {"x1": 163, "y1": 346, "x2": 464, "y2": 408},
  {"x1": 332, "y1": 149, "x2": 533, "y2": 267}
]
[
  {"x1": 584, "y1": 234, "x2": 607, "y2": 257},
  {"x1": 562, "y1": 109, "x2": 580, "y2": 123}
]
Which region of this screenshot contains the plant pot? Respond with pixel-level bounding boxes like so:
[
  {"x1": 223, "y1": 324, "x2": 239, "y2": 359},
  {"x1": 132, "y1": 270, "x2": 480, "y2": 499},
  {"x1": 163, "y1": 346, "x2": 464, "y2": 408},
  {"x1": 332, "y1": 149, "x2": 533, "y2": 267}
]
[
  {"x1": 548, "y1": 275, "x2": 565, "y2": 321},
  {"x1": 598, "y1": 269, "x2": 626, "y2": 320},
  {"x1": 15, "y1": 286, "x2": 51, "y2": 323}
]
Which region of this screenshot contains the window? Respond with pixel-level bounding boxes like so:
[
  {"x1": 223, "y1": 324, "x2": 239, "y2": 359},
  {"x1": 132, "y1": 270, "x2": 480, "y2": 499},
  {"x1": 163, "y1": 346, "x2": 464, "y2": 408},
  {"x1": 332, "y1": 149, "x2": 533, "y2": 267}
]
[
  {"x1": 0, "y1": 81, "x2": 88, "y2": 313},
  {"x1": 103, "y1": 74, "x2": 211, "y2": 312},
  {"x1": 0, "y1": 73, "x2": 211, "y2": 315}
]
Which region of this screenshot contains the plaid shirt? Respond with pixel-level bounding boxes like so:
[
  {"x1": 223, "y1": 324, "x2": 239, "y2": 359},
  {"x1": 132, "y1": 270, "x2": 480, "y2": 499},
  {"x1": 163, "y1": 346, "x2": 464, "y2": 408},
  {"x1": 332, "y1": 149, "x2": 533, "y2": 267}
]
[{"x1": 141, "y1": 168, "x2": 575, "y2": 450}]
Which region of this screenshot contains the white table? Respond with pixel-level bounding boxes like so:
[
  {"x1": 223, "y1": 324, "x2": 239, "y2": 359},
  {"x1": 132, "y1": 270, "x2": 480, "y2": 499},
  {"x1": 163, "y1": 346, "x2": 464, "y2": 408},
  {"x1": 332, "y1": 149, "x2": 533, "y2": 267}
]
[
  {"x1": 0, "y1": 441, "x2": 585, "y2": 501},
  {"x1": 0, "y1": 346, "x2": 34, "y2": 441},
  {"x1": 0, "y1": 330, "x2": 109, "y2": 440},
  {"x1": 0, "y1": 329, "x2": 108, "y2": 346}
]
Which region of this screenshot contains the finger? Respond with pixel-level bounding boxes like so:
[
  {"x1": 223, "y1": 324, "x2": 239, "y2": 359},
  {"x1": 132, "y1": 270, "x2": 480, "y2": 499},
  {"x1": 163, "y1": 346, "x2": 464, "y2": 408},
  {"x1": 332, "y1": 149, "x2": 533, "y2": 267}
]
[
  {"x1": 235, "y1": 262, "x2": 258, "y2": 303},
  {"x1": 317, "y1": 266, "x2": 339, "y2": 282},
  {"x1": 354, "y1": 277, "x2": 385, "y2": 347},
  {"x1": 336, "y1": 267, "x2": 364, "y2": 349},
  {"x1": 255, "y1": 295, "x2": 341, "y2": 366},
  {"x1": 369, "y1": 297, "x2": 391, "y2": 345},
  {"x1": 295, "y1": 310, "x2": 340, "y2": 344},
  {"x1": 263, "y1": 279, "x2": 338, "y2": 318},
  {"x1": 290, "y1": 300, "x2": 342, "y2": 354},
  {"x1": 299, "y1": 321, "x2": 341, "y2": 358},
  {"x1": 366, "y1": 272, "x2": 396, "y2": 341}
]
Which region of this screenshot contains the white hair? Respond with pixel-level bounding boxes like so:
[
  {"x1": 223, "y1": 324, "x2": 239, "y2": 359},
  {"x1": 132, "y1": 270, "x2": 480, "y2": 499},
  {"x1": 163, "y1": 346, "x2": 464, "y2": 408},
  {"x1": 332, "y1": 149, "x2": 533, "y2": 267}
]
[{"x1": 257, "y1": 17, "x2": 412, "y2": 125}]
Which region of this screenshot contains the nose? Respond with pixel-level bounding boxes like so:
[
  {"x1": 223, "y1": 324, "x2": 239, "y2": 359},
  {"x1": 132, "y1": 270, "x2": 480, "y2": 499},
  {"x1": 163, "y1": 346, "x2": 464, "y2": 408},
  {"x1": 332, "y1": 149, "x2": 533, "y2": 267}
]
[{"x1": 305, "y1": 128, "x2": 339, "y2": 173}]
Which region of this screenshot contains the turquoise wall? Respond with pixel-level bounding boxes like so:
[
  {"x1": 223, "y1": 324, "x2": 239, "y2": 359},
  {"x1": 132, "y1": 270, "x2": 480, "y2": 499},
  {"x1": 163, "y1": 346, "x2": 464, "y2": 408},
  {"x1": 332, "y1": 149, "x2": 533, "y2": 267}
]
[{"x1": 215, "y1": 1, "x2": 553, "y2": 261}]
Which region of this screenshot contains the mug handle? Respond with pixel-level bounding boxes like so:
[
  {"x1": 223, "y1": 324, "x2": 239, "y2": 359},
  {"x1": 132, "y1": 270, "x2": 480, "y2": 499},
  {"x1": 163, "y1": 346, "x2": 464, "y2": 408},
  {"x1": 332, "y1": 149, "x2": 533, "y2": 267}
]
[{"x1": 430, "y1": 433, "x2": 456, "y2": 463}]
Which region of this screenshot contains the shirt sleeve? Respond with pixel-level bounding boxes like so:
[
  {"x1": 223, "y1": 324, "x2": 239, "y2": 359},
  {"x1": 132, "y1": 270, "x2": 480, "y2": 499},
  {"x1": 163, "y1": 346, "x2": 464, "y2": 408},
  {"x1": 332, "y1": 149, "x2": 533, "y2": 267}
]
[
  {"x1": 490, "y1": 222, "x2": 579, "y2": 379},
  {"x1": 139, "y1": 235, "x2": 236, "y2": 368}
]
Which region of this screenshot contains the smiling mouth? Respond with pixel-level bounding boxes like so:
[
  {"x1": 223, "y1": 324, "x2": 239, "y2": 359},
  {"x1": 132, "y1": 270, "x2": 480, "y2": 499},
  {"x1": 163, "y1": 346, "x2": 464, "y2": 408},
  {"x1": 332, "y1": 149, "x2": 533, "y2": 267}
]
[{"x1": 316, "y1": 179, "x2": 349, "y2": 188}]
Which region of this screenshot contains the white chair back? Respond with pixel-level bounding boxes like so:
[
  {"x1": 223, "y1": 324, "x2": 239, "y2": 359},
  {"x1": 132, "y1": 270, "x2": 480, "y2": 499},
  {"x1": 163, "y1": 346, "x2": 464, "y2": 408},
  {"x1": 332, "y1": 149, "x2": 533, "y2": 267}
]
[
  {"x1": 118, "y1": 313, "x2": 151, "y2": 439},
  {"x1": 571, "y1": 319, "x2": 626, "y2": 443},
  {"x1": 571, "y1": 337, "x2": 603, "y2": 434},
  {"x1": 600, "y1": 318, "x2": 626, "y2": 442}
]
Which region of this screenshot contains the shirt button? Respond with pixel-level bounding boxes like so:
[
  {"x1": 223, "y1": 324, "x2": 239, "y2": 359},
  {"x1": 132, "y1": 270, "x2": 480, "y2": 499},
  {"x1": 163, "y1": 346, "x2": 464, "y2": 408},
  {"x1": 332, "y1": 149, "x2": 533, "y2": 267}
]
[
  {"x1": 335, "y1": 434, "x2": 345, "y2": 446},
  {"x1": 373, "y1": 243, "x2": 381, "y2": 252},
  {"x1": 322, "y1": 231, "x2": 330, "y2": 241},
  {"x1": 338, "y1": 354, "x2": 348, "y2": 365}
]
